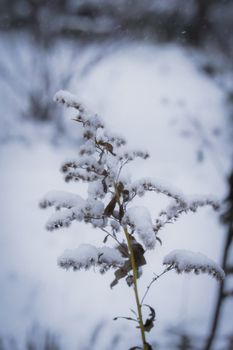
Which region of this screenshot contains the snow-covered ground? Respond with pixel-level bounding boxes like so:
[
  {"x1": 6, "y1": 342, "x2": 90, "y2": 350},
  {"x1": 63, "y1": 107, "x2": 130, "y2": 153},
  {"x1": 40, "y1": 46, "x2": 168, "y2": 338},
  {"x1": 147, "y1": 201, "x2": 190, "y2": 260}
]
[{"x1": 0, "y1": 38, "x2": 232, "y2": 349}]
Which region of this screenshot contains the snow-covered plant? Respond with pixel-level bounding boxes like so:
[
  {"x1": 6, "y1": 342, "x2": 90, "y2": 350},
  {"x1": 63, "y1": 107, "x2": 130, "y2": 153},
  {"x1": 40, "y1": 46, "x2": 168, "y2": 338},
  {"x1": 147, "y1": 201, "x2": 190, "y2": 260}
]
[{"x1": 40, "y1": 90, "x2": 225, "y2": 350}]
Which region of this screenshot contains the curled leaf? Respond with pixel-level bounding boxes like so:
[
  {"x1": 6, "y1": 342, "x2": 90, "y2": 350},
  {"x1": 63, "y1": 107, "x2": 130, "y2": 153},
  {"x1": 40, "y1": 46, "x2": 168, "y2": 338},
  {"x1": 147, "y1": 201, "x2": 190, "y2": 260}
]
[
  {"x1": 104, "y1": 196, "x2": 117, "y2": 216},
  {"x1": 156, "y1": 236, "x2": 162, "y2": 246},
  {"x1": 142, "y1": 305, "x2": 156, "y2": 333}
]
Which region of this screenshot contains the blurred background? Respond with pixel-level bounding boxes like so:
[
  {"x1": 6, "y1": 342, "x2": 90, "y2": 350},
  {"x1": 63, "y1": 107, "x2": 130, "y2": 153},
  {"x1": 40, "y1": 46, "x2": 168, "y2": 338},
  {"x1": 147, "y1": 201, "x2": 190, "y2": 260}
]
[{"x1": 0, "y1": 1, "x2": 233, "y2": 349}]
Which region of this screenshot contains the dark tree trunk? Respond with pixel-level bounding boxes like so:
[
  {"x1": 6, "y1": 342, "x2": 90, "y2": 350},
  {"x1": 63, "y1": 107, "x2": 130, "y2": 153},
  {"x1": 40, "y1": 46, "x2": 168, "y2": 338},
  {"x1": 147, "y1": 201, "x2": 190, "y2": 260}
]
[{"x1": 204, "y1": 172, "x2": 233, "y2": 350}]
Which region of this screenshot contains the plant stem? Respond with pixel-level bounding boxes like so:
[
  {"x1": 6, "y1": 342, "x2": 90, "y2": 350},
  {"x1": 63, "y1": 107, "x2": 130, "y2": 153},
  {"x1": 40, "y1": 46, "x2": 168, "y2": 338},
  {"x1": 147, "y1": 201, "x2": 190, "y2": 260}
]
[
  {"x1": 123, "y1": 226, "x2": 148, "y2": 350},
  {"x1": 114, "y1": 183, "x2": 148, "y2": 349}
]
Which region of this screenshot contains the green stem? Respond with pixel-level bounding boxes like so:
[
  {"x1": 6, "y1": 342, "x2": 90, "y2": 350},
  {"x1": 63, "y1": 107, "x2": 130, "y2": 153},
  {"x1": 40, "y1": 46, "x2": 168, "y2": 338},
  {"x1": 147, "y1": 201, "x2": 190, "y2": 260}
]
[
  {"x1": 114, "y1": 183, "x2": 148, "y2": 349},
  {"x1": 123, "y1": 227, "x2": 147, "y2": 350}
]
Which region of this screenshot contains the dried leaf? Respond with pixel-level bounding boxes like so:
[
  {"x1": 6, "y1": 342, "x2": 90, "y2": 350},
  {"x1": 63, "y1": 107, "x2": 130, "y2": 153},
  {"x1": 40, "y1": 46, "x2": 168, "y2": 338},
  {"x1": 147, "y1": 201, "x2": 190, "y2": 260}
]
[
  {"x1": 103, "y1": 235, "x2": 109, "y2": 243},
  {"x1": 110, "y1": 260, "x2": 132, "y2": 288},
  {"x1": 113, "y1": 316, "x2": 137, "y2": 323},
  {"x1": 131, "y1": 237, "x2": 146, "y2": 267},
  {"x1": 116, "y1": 243, "x2": 129, "y2": 258},
  {"x1": 143, "y1": 305, "x2": 156, "y2": 333},
  {"x1": 156, "y1": 236, "x2": 162, "y2": 246},
  {"x1": 104, "y1": 196, "x2": 117, "y2": 216},
  {"x1": 110, "y1": 238, "x2": 146, "y2": 288},
  {"x1": 117, "y1": 182, "x2": 125, "y2": 193},
  {"x1": 98, "y1": 141, "x2": 116, "y2": 155}
]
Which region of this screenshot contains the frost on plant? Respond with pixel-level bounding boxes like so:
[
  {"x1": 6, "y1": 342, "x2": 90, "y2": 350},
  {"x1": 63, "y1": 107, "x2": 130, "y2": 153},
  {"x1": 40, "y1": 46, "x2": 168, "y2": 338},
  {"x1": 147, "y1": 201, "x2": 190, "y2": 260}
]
[
  {"x1": 58, "y1": 244, "x2": 124, "y2": 272},
  {"x1": 163, "y1": 250, "x2": 225, "y2": 281},
  {"x1": 40, "y1": 90, "x2": 224, "y2": 350}
]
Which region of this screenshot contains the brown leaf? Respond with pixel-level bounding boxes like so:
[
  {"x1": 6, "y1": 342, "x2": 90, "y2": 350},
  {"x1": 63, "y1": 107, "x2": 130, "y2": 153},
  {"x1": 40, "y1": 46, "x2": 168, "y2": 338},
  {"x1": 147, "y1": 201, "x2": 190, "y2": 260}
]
[
  {"x1": 110, "y1": 260, "x2": 132, "y2": 288},
  {"x1": 143, "y1": 305, "x2": 156, "y2": 333},
  {"x1": 98, "y1": 141, "x2": 116, "y2": 155},
  {"x1": 117, "y1": 182, "x2": 125, "y2": 193},
  {"x1": 130, "y1": 237, "x2": 146, "y2": 268},
  {"x1": 110, "y1": 238, "x2": 146, "y2": 288},
  {"x1": 104, "y1": 196, "x2": 117, "y2": 216},
  {"x1": 116, "y1": 243, "x2": 129, "y2": 258}
]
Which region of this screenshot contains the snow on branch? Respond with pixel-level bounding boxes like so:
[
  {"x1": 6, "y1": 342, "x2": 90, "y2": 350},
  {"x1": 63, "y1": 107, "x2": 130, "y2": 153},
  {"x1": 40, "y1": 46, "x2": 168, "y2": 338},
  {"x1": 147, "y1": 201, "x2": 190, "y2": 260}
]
[
  {"x1": 45, "y1": 206, "x2": 83, "y2": 230},
  {"x1": 61, "y1": 155, "x2": 106, "y2": 183},
  {"x1": 123, "y1": 206, "x2": 156, "y2": 249},
  {"x1": 58, "y1": 244, "x2": 125, "y2": 272},
  {"x1": 39, "y1": 190, "x2": 85, "y2": 209},
  {"x1": 43, "y1": 197, "x2": 105, "y2": 231},
  {"x1": 54, "y1": 90, "x2": 83, "y2": 109},
  {"x1": 54, "y1": 90, "x2": 104, "y2": 131},
  {"x1": 129, "y1": 178, "x2": 186, "y2": 203},
  {"x1": 63, "y1": 168, "x2": 101, "y2": 183},
  {"x1": 61, "y1": 155, "x2": 104, "y2": 174},
  {"x1": 103, "y1": 130, "x2": 126, "y2": 148},
  {"x1": 163, "y1": 249, "x2": 225, "y2": 281},
  {"x1": 154, "y1": 197, "x2": 220, "y2": 233},
  {"x1": 88, "y1": 179, "x2": 108, "y2": 199},
  {"x1": 117, "y1": 149, "x2": 150, "y2": 163},
  {"x1": 95, "y1": 128, "x2": 126, "y2": 149}
]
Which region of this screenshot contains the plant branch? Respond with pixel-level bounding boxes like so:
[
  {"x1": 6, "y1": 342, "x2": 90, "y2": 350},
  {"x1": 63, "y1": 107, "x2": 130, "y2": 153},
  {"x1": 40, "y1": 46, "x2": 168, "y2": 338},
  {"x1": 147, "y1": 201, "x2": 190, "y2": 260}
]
[
  {"x1": 116, "y1": 159, "x2": 129, "y2": 182},
  {"x1": 141, "y1": 266, "x2": 173, "y2": 305},
  {"x1": 100, "y1": 227, "x2": 126, "y2": 251}
]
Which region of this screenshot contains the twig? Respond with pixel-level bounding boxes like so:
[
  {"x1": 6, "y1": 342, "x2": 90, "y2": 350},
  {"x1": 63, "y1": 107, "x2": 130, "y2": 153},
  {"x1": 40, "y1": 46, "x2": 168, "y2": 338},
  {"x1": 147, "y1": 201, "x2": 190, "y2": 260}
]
[
  {"x1": 141, "y1": 266, "x2": 174, "y2": 304},
  {"x1": 116, "y1": 159, "x2": 129, "y2": 182},
  {"x1": 100, "y1": 227, "x2": 127, "y2": 253}
]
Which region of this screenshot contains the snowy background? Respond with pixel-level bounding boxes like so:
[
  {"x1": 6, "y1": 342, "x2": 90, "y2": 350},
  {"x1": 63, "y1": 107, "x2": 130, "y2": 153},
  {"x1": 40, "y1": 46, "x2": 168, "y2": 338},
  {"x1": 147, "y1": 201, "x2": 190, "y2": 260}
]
[{"x1": 0, "y1": 2, "x2": 233, "y2": 349}]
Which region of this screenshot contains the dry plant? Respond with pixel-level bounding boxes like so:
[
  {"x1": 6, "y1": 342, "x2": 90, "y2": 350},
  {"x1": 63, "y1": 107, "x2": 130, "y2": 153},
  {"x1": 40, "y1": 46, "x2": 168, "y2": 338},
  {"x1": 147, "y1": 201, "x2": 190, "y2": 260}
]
[{"x1": 40, "y1": 90, "x2": 225, "y2": 350}]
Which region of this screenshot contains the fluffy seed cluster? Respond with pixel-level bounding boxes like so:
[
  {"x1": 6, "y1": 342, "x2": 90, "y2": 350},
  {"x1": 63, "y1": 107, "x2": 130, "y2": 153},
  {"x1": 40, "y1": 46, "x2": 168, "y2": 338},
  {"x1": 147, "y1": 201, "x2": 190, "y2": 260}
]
[
  {"x1": 58, "y1": 244, "x2": 124, "y2": 273},
  {"x1": 154, "y1": 197, "x2": 220, "y2": 234},
  {"x1": 163, "y1": 249, "x2": 225, "y2": 281}
]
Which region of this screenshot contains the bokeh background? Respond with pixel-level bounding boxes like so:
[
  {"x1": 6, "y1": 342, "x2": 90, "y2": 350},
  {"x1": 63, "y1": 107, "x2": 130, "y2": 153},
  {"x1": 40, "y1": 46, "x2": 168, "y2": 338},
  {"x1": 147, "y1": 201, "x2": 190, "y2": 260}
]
[{"x1": 0, "y1": 1, "x2": 233, "y2": 349}]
